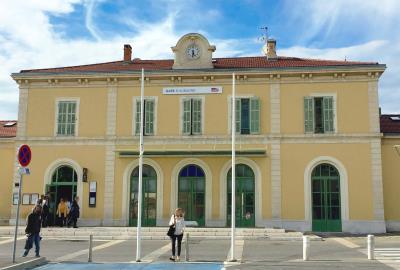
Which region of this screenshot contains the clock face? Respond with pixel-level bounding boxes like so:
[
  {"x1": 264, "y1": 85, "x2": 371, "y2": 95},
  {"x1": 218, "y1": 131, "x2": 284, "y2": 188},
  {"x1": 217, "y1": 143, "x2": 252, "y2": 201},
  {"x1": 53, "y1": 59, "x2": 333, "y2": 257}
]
[{"x1": 186, "y1": 45, "x2": 201, "y2": 59}]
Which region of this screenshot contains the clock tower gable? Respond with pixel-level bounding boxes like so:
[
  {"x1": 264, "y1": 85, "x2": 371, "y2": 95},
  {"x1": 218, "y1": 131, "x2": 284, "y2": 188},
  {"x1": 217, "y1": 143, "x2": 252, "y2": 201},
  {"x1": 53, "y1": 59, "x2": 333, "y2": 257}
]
[{"x1": 172, "y1": 33, "x2": 216, "y2": 69}]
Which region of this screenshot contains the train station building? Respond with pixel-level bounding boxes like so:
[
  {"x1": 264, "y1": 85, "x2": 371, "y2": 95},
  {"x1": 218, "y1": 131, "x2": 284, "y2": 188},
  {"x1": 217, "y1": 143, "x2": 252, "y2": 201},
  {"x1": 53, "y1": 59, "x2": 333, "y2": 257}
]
[{"x1": 1, "y1": 33, "x2": 399, "y2": 233}]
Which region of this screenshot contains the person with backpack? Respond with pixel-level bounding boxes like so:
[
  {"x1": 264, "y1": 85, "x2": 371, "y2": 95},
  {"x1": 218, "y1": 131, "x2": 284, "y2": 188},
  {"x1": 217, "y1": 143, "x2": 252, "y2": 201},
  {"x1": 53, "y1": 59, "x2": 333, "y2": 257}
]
[{"x1": 22, "y1": 205, "x2": 42, "y2": 257}]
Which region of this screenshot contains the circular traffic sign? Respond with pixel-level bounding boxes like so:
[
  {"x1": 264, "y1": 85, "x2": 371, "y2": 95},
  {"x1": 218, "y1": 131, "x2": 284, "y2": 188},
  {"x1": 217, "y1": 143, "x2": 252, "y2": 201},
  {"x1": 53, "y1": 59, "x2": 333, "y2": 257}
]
[{"x1": 18, "y1": 144, "x2": 31, "y2": 167}]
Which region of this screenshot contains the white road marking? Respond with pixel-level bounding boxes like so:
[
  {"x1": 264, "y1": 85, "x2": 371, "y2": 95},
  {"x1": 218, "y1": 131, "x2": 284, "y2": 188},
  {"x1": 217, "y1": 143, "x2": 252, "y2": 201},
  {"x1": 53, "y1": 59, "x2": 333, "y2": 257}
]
[
  {"x1": 0, "y1": 236, "x2": 25, "y2": 245},
  {"x1": 226, "y1": 240, "x2": 244, "y2": 262},
  {"x1": 132, "y1": 242, "x2": 171, "y2": 263},
  {"x1": 330, "y1": 238, "x2": 360, "y2": 248},
  {"x1": 54, "y1": 240, "x2": 125, "y2": 262},
  {"x1": 361, "y1": 247, "x2": 400, "y2": 270}
]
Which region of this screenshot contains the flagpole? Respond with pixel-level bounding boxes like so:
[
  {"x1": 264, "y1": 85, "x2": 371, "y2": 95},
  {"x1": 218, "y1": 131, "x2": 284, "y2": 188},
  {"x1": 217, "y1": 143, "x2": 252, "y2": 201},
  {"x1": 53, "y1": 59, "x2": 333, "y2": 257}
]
[
  {"x1": 136, "y1": 68, "x2": 144, "y2": 262},
  {"x1": 230, "y1": 73, "x2": 236, "y2": 262}
]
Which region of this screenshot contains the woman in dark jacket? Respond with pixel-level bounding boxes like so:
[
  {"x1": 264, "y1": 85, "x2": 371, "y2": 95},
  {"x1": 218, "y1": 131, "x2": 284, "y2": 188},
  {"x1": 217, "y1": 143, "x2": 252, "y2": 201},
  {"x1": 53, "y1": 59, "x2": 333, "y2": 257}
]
[{"x1": 68, "y1": 197, "x2": 80, "y2": 228}]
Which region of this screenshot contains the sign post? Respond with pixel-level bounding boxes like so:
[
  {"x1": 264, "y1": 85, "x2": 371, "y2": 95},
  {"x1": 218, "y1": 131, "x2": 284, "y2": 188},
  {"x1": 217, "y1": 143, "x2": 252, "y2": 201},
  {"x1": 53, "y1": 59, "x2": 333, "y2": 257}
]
[{"x1": 12, "y1": 144, "x2": 31, "y2": 263}]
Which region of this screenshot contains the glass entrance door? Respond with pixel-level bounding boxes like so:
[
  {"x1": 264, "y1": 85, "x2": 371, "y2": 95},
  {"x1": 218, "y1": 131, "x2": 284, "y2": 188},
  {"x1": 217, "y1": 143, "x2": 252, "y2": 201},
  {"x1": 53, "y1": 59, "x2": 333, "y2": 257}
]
[
  {"x1": 129, "y1": 165, "x2": 157, "y2": 227},
  {"x1": 227, "y1": 164, "x2": 255, "y2": 227},
  {"x1": 312, "y1": 164, "x2": 341, "y2": 232},
  {"x1": 178, "y1": 165, "x2": 205, "y2": 227},
  {"x1": 46, "y1": 165, "x2": 78, "y2": 226}
]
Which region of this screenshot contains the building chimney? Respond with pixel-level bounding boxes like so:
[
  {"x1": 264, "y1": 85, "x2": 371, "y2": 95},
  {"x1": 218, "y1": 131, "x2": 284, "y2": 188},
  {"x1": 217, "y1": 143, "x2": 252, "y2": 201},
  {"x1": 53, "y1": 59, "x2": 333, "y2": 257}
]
[
  {"x1": 262, "y1": 39, "x2": 277, "y2": 60},
  {"x1": 123, "y1": 44, "x2": 132, "y2": 62}
]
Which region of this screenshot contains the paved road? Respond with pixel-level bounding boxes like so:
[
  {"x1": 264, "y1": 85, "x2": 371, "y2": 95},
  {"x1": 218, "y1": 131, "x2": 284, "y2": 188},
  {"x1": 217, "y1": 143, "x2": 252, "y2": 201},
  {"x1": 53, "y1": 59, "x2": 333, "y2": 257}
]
[{"x1": 0, "y1": 235, "x2": 399, "y2": 269}]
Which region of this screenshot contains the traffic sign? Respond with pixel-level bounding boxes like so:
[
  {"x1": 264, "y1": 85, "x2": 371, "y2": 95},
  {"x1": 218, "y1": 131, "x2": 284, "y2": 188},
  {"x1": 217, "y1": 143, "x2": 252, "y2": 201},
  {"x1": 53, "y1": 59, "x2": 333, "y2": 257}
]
[{"x1": 18, "y1": 144, "x2": 31, "y2": 167}]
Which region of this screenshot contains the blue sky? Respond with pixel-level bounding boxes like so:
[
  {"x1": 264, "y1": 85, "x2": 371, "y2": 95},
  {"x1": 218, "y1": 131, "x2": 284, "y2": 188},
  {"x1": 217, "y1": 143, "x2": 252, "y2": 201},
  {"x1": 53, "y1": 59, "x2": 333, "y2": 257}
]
[{"x1": 0, "y1": 0, "x2": 399, "y2": 119}]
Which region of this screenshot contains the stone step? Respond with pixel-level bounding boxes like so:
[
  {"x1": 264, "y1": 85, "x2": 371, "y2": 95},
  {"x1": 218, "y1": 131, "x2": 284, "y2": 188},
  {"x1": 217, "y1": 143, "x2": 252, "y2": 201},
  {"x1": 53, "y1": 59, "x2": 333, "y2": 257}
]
[{"x1": 0, "y1": 226, "x2": 315, "y2": 240}]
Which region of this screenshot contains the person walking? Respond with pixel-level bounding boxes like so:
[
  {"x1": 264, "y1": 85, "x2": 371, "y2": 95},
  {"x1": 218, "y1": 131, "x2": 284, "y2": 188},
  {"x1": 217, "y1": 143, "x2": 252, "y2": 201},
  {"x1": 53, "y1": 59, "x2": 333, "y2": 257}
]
[
  {"x1": 22, "y1": 205, "x2": 42, "y2": 257},
  {"x1": 169, "y1": 208, "x2": 185, "y2": 262},
  {"x1": 56, "y1": 198, "x2": 68, "y2": 227},
  {"x1": 68, "y1": 196, "x2": 80, "y2": 228}
]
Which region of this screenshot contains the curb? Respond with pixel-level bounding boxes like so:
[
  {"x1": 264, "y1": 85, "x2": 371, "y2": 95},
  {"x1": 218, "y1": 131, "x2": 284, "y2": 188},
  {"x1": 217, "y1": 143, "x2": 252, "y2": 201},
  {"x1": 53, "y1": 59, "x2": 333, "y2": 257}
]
[{"x1": 1, "y1": 257, "x2": 47, "y2": 270}]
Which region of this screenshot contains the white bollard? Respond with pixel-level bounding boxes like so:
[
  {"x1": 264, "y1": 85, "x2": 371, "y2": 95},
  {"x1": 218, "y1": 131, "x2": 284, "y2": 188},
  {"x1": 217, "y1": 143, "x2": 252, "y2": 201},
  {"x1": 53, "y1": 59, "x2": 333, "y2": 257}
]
[
  {"x1": 88, "y1": 234, "x2": 93, "y2": 262},
  {"x1": 367, "y1": 234, "x2": 375, "y2": 260},
  {"x1": 185, "y1": 233, "x2": 190, "y2": 262},
  {"x1": 303, "y1": 235, "x2": 310, "y2": 261}
]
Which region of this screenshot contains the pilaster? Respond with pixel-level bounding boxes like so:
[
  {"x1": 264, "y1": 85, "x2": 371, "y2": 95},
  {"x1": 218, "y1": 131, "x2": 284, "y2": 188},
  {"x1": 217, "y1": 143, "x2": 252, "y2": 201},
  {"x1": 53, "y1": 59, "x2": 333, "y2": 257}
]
[
  {"x1": 270, "y1": 83, "x2": 280, "y2": 134},
  {"x1": 370, "y1": 139, "x2": 385, "y2": 222},
  {"x1": 368, "y1": 81, "x2": 380, "y2": 133}
]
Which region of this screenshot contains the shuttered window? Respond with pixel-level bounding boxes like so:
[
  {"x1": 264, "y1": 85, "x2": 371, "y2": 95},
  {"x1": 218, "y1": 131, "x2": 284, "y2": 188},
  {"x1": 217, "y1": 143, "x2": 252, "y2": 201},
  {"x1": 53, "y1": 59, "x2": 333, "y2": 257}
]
[
  {"x1": 234, "y1": 97, "x2": 260, "y2": 134},
  {"x1": 182, "y1": 98, "x2": 202, "y2": 135},
  {"x1": 57, "y1": 101, "x2": 77, "y2": 136},
  {"x1": 304, "y1": 96, "x2": 335, "y2": 133},
  {"x1": 135, "y1": 99, "x2": 155, "y2": 136}
]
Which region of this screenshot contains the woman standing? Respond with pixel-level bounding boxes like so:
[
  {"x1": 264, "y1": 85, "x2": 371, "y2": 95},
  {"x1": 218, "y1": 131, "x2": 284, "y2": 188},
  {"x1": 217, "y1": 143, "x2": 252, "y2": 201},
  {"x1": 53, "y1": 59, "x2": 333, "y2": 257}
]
[
  {"x1": 169, "y1": 208, "x2": 185, "y2": 262},
  {"x1": 56, "y1": 198, "x2": 68, "y2": 227}
]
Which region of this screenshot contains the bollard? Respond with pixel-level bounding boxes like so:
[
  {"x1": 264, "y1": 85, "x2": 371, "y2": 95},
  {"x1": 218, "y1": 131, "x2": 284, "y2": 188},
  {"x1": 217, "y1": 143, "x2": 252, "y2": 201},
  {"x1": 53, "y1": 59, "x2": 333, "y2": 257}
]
[
  {"x1": 88, "y1": 234, "x2": 93, "y2": 263},
  {"x1": 303, "y1": 235, "x2": 310, "y2": 261},
  {"x1": 367, "y1": 234, "x2": 375, "y2": 260},
  {"x1": 185, "y1": 233, "x2": 189, "y2": 262}
]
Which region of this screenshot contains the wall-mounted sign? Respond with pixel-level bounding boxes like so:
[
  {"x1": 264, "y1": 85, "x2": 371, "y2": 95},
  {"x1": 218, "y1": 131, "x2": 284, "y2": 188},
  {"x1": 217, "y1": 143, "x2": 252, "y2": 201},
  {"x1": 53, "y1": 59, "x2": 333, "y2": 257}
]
[
  {"x1": 89, "y1": 181, "x2": 97, "y2": 207},
  {"x1": 163, "y1": 86, "x2": 222, "y2": 95}
]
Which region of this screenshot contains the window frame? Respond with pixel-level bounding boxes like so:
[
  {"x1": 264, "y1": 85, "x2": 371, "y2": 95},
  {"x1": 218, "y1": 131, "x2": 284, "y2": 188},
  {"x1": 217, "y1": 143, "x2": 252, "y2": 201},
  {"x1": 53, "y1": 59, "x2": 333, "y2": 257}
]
[
  {"x1": 304, "y1": 93, "x2": 337, "y2": 134},
  {"x1": 180, "y1": 96, "x2": 205, "y2": 135},
  {"x1": 54, "y1": 98, "x2": 80, "y2": 137},
  {"x1": 227, "y1": 95, "x2": 260, "y2": 135},
  {"x1": 132, "y1": 96, "x2": 158, "y2": 136}
]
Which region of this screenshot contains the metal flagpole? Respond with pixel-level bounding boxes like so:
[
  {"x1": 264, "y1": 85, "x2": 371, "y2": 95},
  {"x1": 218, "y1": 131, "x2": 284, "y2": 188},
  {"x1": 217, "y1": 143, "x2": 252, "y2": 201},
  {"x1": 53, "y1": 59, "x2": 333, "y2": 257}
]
[
  {"x1": 230, "y1": 73, "x2": 236, "y2": 262},
  {"x1": 136, "y1": 68, "x2": 145, "y2": 262}
]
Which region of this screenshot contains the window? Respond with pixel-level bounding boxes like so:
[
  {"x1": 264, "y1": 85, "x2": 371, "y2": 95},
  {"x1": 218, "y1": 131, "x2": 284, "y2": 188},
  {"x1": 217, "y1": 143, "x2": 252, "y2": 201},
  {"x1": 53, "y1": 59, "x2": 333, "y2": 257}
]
[
  {"x1": 182, "y1": 97, "x2": 202, "y2": 135},
  {"x1": 135, "y1": 99, "x2": 155, "y2": 135},
  {"x1": 57, "y1": 100, "x2": 77, "y2": 136},
  {"x1": 235, "y1": 97, "x2": 260, "y2": 134},
  {"x1": 304, "y1": 96, "x2": 335, "y2": 133}
]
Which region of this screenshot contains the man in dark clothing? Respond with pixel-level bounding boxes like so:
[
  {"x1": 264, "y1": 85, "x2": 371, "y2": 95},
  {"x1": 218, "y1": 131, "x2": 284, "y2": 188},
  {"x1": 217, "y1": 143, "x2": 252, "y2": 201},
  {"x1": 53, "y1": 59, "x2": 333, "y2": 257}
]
[
  {"x1": 23, "y1": 205, "x2": 42, "y2": 257},
  {"x1": 42, "y1": 195, "x2": 49, "y2": 227},
  {"x1": 68, "y1": 196, "x2": 80, "y2": 228}
]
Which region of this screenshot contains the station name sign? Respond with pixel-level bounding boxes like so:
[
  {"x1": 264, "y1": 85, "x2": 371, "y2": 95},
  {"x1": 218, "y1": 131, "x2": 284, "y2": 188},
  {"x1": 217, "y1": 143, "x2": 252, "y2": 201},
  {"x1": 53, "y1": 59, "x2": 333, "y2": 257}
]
[{"x1": 163, "y1": 86, "x2": 222, "y2": 95}]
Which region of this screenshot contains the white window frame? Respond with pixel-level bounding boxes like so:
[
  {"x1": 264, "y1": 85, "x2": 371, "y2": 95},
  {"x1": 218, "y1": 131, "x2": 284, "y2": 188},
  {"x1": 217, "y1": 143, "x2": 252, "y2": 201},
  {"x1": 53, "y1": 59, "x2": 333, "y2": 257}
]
[
  {"x1": 132, "y1": 96, "x2": 158, "y2": 136},
  {"x1": 306, "y1": 93, "x2": 337, "y2": 134},
  {"x1": 54, "y1": 98, "x2": 80, "y2": 137},
  {"x1": 179, "y1": 96, "x2": 205, "y2": 135},
  {"x1": 227, "y1": 94, "x2": 258, "y2": 134}
]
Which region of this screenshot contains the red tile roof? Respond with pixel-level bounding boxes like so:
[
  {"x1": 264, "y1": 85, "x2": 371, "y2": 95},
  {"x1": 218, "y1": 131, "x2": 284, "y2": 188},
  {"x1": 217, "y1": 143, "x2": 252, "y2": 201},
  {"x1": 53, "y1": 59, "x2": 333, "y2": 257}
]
[
  {"x1": 381, "y1": 115, "x2": 400, "y2": 134},
  {"x1": 0, "y1": 121, "x2": 17, "y2": 138},
  {"x1": 19, "y1": 56, "x2": 380, "y2": 74}
]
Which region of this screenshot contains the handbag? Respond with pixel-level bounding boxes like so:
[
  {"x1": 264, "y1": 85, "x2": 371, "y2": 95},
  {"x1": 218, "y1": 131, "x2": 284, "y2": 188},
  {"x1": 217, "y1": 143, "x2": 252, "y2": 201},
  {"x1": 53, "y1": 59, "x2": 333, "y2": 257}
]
[
  {"x1": 166, "y1": 215, "x2": 175, "y2": 237},
  {"x1": 167, "y1": 225, "x2": 175, "y2": 237}
]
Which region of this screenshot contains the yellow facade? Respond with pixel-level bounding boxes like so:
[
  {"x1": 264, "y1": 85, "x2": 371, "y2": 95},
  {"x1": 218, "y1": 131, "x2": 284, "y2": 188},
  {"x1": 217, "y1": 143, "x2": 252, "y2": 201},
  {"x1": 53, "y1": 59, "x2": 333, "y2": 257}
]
[{"x1": 1, "y1": 33, "x2": 398, "y2": 233}]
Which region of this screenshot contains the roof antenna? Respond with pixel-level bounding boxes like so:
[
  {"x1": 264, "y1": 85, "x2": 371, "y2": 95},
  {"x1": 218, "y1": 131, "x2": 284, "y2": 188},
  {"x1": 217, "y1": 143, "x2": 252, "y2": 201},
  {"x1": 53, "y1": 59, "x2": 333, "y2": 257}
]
[{"x1": 259, "y1": 26, "x2": 268, "y2": 43}]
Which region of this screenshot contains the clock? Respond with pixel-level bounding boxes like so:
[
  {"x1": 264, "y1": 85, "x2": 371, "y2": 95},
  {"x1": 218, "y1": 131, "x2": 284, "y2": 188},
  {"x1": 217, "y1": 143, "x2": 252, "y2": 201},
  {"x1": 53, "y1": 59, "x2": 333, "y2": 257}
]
[{"x1": 186, "y1": 45, "x2": 201, "y2": 59}]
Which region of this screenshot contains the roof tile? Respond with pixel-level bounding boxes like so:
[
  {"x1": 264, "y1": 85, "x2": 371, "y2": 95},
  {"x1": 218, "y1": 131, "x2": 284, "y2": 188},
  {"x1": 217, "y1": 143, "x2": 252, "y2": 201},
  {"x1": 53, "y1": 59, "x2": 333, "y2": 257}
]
[{"x1": 0, "y1": 121, "x2": 17, "y2": 138}]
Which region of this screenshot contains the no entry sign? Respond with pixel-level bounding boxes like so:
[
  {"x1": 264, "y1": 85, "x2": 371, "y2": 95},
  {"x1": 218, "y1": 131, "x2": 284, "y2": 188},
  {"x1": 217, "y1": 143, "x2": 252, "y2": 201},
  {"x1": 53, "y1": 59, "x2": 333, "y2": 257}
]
[{"x1": 18, "y1": 144, "x2": 31, "y2": 167}]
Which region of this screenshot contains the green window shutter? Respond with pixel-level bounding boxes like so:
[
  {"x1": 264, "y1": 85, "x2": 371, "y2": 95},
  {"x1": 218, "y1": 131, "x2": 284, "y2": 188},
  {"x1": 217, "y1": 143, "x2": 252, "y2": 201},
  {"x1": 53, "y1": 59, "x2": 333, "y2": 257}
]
[
  {"x1": 57, "y1": 101, "x2": 76, "y2": 135},
  {"x1": 145, "y1": 100, "x2": 154, "y2": 135},
  {"x1": 304, "y1": 97, "x2": 314, "y2": 133},
  {"x1": 192, "y1": 99, "x2": 202, "y2": 134},
  {"x1": 235, "y1": 98, "x2": 241, "y2": 133},
  {"x1": 183, "y1": 98, "x2": 191, "y2": 135},
  {"x1": 135, "y1": 99, "x2": 141, "y2": 135},
  {"x1": 323, "y1": 96, "x2": 334, "y2": 132},
  {"x1": 250, "y1": 97, "x2": 260, "y2": 134}
]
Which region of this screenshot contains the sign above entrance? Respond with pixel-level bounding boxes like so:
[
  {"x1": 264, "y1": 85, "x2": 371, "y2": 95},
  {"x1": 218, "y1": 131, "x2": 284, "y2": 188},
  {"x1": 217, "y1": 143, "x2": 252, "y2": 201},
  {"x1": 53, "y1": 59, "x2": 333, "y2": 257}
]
[{"x1": 163, "y1": 86, "x2": 222, "y2": 95}]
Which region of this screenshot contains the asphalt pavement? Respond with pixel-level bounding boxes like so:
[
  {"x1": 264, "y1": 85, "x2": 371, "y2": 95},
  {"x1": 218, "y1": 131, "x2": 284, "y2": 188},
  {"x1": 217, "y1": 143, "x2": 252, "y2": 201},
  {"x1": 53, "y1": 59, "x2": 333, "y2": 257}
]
[{"x1": 0, "y1": 235, "x2": 399, "y2": 270}]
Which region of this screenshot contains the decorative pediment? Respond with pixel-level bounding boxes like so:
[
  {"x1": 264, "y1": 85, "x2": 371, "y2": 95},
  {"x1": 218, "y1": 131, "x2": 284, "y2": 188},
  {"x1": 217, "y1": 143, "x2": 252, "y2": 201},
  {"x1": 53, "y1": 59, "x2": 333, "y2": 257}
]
[{"x1": 171, "y1": 33, "x2": 216, "y2": 69}]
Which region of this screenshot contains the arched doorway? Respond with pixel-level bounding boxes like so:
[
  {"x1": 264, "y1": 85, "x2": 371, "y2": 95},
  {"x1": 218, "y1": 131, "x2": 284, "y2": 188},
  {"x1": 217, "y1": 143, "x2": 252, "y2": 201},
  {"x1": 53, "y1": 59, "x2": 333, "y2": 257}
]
[
  {"x1": 46, "y1": 165, "x2": 78, "y2": 226},
  {"x1": 129, "y1": 165, "x2": 157, "y2": 226},
  {"x1": 178, "y1": 165, "x2": 205, "y2": 226},
  {"x1": 227, "y1": 164, "x2": 255, "y2": 227},
  {"x1": 312, "y1": 163, "x2": 341, "y2": 232}
]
